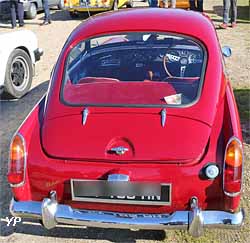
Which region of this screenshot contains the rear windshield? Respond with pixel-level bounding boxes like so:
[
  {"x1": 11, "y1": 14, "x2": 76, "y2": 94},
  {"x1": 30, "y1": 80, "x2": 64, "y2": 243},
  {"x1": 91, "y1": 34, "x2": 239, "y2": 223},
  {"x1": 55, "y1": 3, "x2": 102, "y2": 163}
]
[{"x1": 62, "y1": 32, "x2": 206, "y2": 107}]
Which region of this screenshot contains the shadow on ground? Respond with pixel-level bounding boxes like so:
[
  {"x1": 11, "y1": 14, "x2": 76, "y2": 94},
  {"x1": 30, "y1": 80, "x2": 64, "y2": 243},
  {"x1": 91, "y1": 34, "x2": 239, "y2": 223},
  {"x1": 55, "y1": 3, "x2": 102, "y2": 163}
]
[
  {"x1": 1, "y1": 221, "x2": 166, "y2": 242},
  {"x1": 40, "y1": 10, "x2": 90, "y2": 21},
  {"x1": 0, "y1": 81, "x2": 49, "y2": 237}
]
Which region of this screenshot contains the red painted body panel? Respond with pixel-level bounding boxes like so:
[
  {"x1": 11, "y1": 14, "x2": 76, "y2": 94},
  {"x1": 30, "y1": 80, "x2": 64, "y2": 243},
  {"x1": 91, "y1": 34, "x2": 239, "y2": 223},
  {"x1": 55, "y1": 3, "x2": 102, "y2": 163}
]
[
  {"x1": 42, "y1": 110, "x2": 211, "y2": 161},
  {"x1": 14, "y1": 98, "x2": 224, "y2": 213},
  {"x1": 10, "y1": 8, "x2": 243, "y2": 214}
]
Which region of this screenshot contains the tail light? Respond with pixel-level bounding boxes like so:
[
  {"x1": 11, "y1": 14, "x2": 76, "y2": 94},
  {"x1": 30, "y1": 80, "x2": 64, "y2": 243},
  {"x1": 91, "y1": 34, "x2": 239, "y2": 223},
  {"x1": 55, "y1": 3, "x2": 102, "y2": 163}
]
[
  {"x1": 223, "y1": 137, "x2": 243, "y2": 196},
  {"x1": 7, "y1": 133, "x2": 27, "y2": 187}
]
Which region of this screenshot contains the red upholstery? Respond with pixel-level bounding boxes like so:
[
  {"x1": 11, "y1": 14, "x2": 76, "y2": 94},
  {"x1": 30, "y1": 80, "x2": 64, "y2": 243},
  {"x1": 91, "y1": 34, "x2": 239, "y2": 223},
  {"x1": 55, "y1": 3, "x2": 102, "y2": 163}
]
[{"x1": 64, "y1": 80, "x2": 176, "y2": 105}]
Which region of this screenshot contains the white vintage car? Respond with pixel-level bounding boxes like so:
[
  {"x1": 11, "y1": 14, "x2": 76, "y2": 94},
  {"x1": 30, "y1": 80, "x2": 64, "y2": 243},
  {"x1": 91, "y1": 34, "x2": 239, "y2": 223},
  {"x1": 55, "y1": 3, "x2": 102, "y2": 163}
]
[{"x1": 0, "y1": 30, "x2": 43, "y2": 98}]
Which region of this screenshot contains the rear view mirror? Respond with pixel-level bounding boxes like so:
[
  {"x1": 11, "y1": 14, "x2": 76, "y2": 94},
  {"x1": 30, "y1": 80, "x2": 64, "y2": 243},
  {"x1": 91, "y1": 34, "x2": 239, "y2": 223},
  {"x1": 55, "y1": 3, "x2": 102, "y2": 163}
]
[{"x1": 222, "y1": 46, "x2": 232, "y2": 57}]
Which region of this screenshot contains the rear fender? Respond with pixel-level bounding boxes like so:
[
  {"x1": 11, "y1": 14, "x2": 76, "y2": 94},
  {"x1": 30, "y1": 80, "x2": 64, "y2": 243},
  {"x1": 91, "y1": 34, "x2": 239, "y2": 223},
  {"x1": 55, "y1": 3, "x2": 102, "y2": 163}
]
[
  {"x1": 10, "y1": 96, "x2": 46, "y2": 200},
  {"x1": 222, "y1": 83, "x2": 243, "y2": 211}
]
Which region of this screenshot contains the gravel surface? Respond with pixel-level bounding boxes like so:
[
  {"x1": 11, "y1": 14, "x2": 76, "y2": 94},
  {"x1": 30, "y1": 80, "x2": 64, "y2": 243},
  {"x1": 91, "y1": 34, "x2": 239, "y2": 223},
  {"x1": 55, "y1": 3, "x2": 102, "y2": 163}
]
[{"x1": 0, "y1": 1, "x2": 249, "y2": 242}]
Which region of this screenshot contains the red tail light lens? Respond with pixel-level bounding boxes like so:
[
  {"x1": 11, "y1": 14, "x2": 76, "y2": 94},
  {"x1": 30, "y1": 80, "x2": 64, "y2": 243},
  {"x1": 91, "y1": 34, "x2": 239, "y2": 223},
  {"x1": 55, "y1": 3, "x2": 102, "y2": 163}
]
[
  {"x1": 223, "y1": 137, "x2": 243, "y2": 196},
  {"x1": 7, "y1": 133, "x2": 26, "y2": 186}
]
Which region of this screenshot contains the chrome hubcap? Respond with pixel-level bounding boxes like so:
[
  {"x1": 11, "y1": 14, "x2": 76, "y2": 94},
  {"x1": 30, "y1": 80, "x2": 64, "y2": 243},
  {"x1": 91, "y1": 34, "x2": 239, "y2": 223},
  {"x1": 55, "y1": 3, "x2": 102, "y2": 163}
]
[{"x1": 10, "y1": 56, "x2": 29, "y2": 92}]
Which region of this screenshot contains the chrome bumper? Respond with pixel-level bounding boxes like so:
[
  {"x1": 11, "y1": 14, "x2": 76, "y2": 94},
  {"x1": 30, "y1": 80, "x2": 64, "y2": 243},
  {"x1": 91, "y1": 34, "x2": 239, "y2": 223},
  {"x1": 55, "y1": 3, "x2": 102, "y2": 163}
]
[{"x1": 10, "y1": 193, "x2": 244, "y2": 238}]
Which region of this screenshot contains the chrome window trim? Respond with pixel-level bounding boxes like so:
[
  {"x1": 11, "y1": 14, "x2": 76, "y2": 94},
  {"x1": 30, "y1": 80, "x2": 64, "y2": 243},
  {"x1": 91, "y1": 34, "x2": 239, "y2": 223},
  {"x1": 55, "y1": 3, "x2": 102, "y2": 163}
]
[{"x1": 60, "y1": 31, "x2": 208, "y2": 109}]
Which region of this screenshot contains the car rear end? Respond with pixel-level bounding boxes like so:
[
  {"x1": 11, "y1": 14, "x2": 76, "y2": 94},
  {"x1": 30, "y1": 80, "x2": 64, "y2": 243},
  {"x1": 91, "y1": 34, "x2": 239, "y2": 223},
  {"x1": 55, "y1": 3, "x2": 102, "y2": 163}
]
[
  {"x1": 64, "y1": 0, "x2": 115, "y2": 14},
  {"x1": 8, "y1": 9, "x2": 244, "y2": 237},
  {"x1": 8, "y1": 103, "x2": 244, "y2": 236}
]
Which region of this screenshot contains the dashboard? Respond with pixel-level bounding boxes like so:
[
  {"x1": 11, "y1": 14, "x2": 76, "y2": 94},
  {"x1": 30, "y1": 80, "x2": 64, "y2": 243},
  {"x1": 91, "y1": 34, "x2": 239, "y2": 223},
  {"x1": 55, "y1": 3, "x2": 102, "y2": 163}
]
[
  {"x1": 70, "y1": 45, "x2": 204, "y2": 82},
  {"x1": 96, "y1": 47, "x2": 204, "y2": 67}
]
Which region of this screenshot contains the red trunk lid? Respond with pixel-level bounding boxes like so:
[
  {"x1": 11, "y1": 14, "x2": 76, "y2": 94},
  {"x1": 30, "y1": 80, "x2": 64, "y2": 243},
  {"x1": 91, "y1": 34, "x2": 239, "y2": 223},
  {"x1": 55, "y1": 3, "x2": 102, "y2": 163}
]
[{"x1": 42, "y1": 110, "x2": 210, "y2": 163}]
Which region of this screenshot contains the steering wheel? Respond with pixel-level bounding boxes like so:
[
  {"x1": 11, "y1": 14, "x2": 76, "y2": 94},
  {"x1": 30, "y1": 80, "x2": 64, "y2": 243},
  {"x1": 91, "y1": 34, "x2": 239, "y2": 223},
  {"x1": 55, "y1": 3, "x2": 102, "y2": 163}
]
[{"x1": 163, "y1": 50, "x2": 196, "y2": 78}]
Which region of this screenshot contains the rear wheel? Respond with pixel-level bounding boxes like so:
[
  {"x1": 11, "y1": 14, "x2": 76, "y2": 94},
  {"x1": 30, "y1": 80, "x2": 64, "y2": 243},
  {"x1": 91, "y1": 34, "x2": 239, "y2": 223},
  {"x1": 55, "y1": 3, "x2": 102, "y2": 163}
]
[
  {"x1": 127, "y1": 0, "x2": 134, "y2": 8},
  {"x1": 25, "y1": 3, "x2": 37, "y2": 19},
  {"x1": 81, "y1": 12, "x2": 91, "y2": 19},
  {"x1": 3, "y1": 49, "x2": 33, "y2": 99},
  {"x1": 69, "y1": 11, "x2": 80, "y2": 18}
]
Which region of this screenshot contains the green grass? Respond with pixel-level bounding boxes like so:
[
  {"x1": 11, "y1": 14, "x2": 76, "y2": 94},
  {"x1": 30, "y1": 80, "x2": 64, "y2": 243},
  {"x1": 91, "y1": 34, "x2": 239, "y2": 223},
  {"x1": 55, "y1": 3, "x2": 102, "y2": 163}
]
[
  {"x1": 237, "y1": 0, "x2": 250, "y2": 21},
  {"x1": 234, "y1": 89, "x2": 250, "y2": 122}
]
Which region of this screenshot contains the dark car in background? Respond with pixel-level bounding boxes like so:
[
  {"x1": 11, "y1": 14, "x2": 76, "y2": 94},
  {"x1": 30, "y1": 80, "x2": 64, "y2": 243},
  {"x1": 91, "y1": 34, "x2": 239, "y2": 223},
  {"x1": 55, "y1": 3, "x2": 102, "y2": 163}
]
[{"x1": 0, "y1": 0, "x2": 64, "y2": 20}]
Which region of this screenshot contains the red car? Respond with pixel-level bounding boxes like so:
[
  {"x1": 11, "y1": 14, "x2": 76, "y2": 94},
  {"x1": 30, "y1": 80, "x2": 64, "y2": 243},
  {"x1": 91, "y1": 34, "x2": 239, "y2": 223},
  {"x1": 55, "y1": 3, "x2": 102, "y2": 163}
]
[{"x1": 8, "y1": 8, "x2": 244, "y2": 237}]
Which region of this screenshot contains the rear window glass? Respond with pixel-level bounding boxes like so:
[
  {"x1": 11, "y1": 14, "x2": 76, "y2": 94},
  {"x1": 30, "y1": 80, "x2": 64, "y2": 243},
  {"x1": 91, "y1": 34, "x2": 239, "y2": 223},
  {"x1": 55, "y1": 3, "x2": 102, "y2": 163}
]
[{"x1": 62, "y1": 32, "x2": 206, "y2": 107}]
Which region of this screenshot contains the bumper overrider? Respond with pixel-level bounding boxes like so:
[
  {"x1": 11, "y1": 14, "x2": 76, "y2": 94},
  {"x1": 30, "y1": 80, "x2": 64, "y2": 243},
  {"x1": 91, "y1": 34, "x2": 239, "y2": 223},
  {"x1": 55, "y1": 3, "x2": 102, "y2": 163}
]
[
  {"x1": 34, "y1": 48, "x2": 44, "y2": 62},
  {"x1": 10, "y1": 192, "x2": 244, "y2": 237}
]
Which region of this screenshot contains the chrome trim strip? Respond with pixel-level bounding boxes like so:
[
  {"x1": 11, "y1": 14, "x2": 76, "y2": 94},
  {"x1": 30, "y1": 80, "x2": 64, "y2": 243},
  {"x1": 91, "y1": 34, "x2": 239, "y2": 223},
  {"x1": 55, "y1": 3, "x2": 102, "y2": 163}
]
[
  {"x1": 82, "y1": 107, "x2": 89, "y2": 125},
  {"x1": 10, "y1": 197, "x2": 245, "y2": 237},
  {"x1": 223, "y1": 136, "x2": 244, "y2": 197},
  {"x1": 161, "y1": 108, "x2": 166, "y2": 127},
  {"x1": 71, "y1": 179, "x2": 171, "y2": 206}
]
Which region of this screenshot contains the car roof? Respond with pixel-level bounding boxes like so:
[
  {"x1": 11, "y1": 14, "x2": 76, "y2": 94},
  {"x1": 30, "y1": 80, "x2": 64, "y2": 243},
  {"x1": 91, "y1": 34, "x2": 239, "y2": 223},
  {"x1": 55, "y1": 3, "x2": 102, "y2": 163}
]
[
  {"x1": 47, "y1": 8, "x2": 224, "y2": 126},
  {"x1": 68, "y1": 8, "x2": 216, "y2": 45}
]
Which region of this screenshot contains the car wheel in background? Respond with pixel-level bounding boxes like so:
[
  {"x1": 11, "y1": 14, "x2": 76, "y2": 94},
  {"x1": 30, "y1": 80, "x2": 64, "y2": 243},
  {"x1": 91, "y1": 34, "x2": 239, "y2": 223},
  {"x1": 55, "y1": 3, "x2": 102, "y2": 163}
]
[
  {"x1": 58, "y1": 0, "x2": 64, "y2": 10},
  {"x1": 25, "y1": 2, "x2": 37, "y2": 19},
  {"x1": 69, "y1": 11, "x2": 80, "y2": 18},
  {"x1": 113, "y1": 0, "x2": 118, "y2": 10},
  {"x1": 3, "y1": 49, "x2": 33, "y2": 99},
  {"x1": 127, "y1": 0, "x2": 134, "y2": 8}
]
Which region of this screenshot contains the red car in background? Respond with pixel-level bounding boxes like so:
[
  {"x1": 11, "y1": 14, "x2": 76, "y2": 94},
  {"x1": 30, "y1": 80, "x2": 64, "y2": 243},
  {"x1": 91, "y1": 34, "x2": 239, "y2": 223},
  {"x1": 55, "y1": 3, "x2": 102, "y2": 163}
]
[{"x1": 8, "y1": 8, "x2": 244, "y2": 237}]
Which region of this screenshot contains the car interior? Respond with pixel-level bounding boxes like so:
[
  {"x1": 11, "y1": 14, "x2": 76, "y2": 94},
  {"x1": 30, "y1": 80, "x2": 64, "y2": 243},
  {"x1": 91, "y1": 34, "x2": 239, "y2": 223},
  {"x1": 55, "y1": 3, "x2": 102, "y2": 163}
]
[{"x1": 64, "y1": 33, "x2": 205, "y2": 105}]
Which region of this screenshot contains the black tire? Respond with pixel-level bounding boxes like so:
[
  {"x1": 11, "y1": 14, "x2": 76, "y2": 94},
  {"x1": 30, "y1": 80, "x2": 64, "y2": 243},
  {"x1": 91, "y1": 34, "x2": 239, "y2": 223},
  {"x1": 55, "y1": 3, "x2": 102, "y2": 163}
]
[
  {"x1": 69, "y1": 11, "x2": 79, "y2": 19},
  {"x1": 57, "y1": 0, "x2": 64, "y2": 10},
  {"x1": 81, "y1": 12, "x2": 92, "y2": 19},
  {"x1": 25, "y1": 3, "x2": 37, "y2": 19},
  {"x1": 113, "y1": 0, "x2": 118, "y2": 10},
  {"x1": 3, "y1": 49, "x2": 33, "y2": 99}
]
